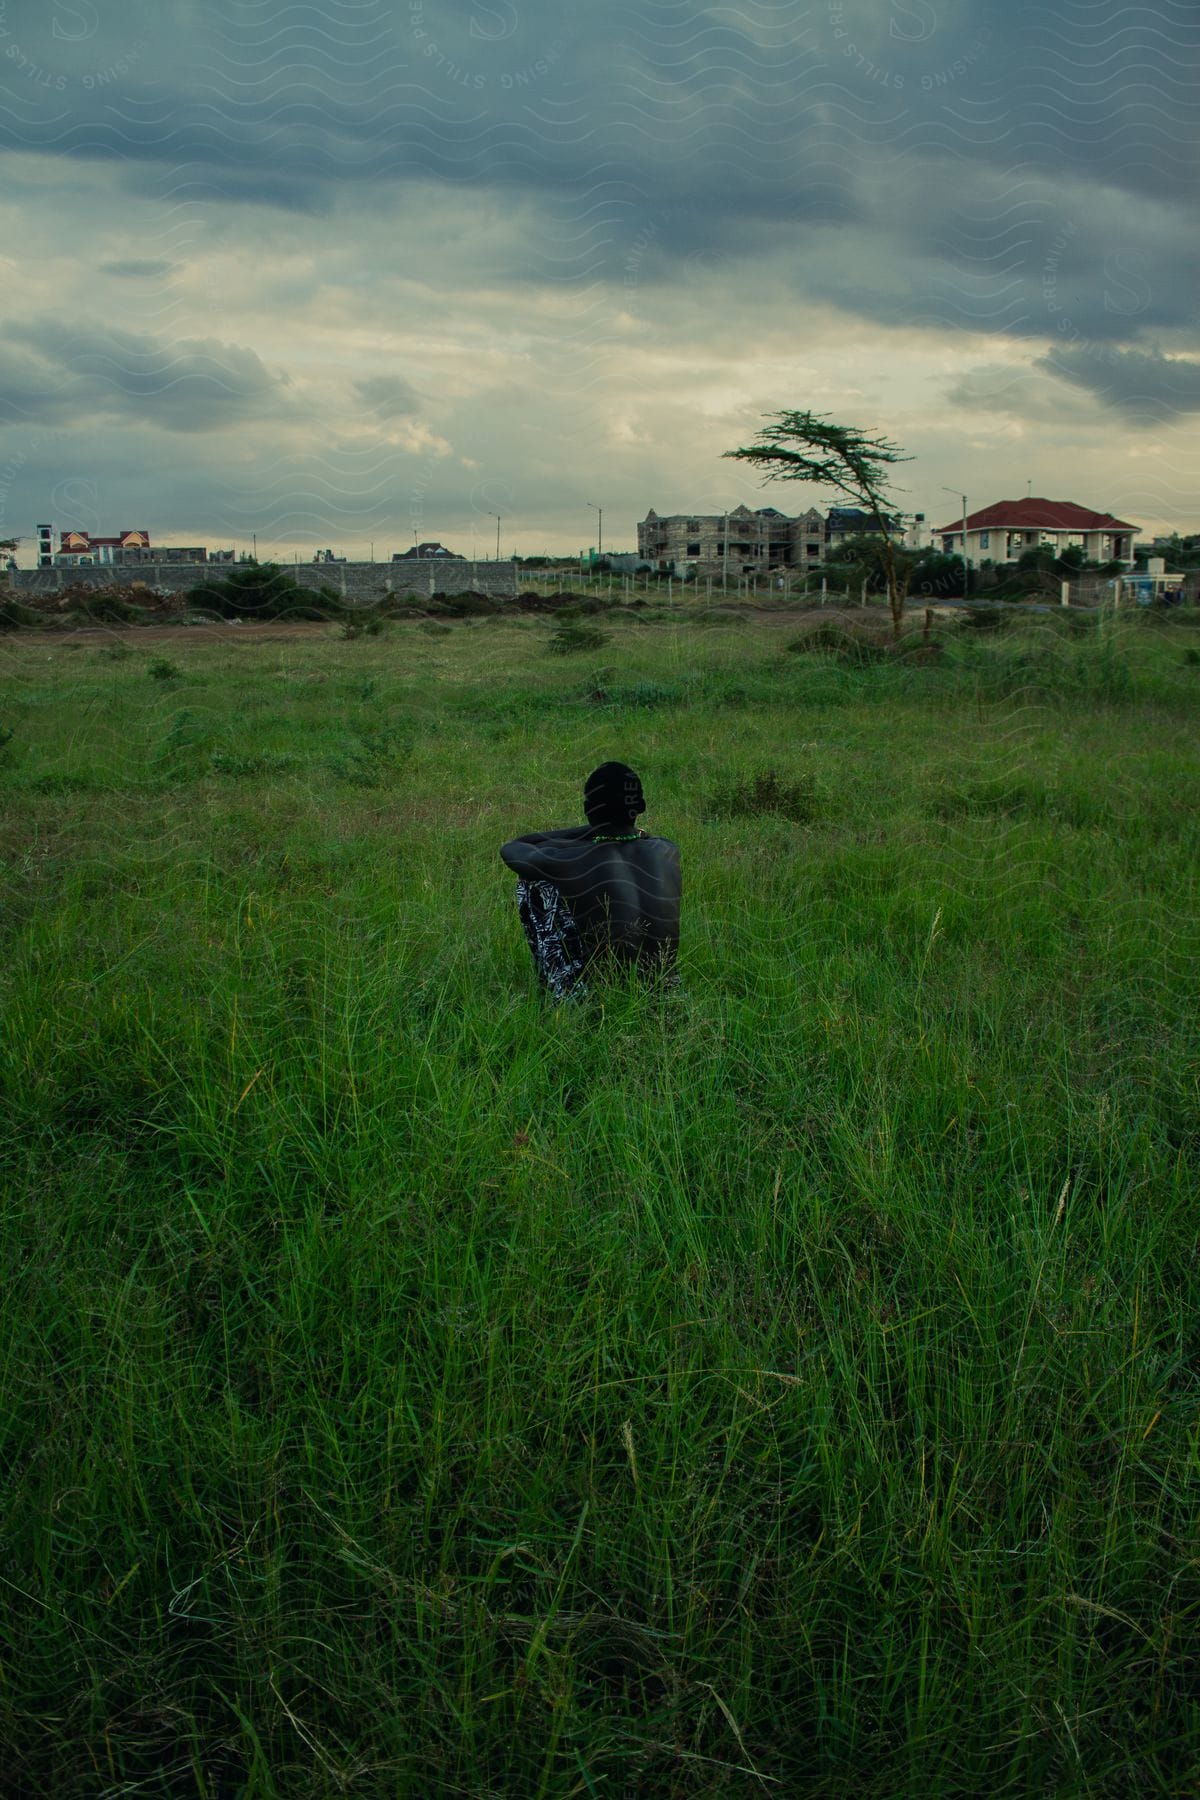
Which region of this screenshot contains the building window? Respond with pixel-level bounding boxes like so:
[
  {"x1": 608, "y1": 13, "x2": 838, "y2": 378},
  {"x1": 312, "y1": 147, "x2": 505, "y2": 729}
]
[
  {"x1": 686, "y1": 519, "x2": 700, "y2": 531},
  {"x1": 687, "y1": 542, "x2": 700, "y2": 556},
  {"x1": 715, "y1": 542, "x2": 724, "y2": 554},
  {"x1": 979, "y1": 531, "x2": 989, "y2": 549},
  {"x1": 807, "y1": 542, "x2": 820, "y2": 556}
]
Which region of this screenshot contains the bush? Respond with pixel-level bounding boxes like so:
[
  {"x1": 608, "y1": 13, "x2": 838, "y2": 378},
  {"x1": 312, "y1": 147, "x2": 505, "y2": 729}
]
[
  {"x1": 511, "y1": 590, "x2": 574, "y2": 613},
  {"x1": 148, "y1": 658, "x2": 182, "y2": 681},
  {"x1": 956, "y1": 605, "x2": 1011, "y2": 632},
  {"x1": 785, "y1": 622, "x2": 889, "y2": 664},
  {"x1": 188, "y1": 564, "x2": 345, "y2": 621},
  {"x1": 549, "y1": 623, "x2": 610, "y2": 655},
  {"x1": 65, "y1": 589, "x2": 149, "y2": 625},
  {"x1": 706, "y1": 767, "x2": 821, "y2": 824},
  {"x1": 428, "y1": 591, "x2": 501, "y2": 618},
  {"x1": 340, "y1": 609, "x2": 388, "y2": 640},
  {"x1": 559, "y1": 594, "x2": 619, "y2": 617},
  {"x1": 0, "y1": 598, "x2": 43, "y2": 631}
]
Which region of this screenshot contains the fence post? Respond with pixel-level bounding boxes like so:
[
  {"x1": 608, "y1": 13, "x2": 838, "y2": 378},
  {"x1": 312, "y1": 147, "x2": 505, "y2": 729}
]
[
  {"x1": 821, "y1": 577, "x2": 827, "y2": 607},
  {"x1": 1060, "y1": 580, "x2": 1070, "y2": 607}
]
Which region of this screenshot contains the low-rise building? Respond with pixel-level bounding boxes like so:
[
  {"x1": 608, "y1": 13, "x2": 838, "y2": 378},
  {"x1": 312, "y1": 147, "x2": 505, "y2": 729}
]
[
  {"x1": 638, "y1": 505, "x2": 827, "y2": 575},
  {"x1": 50, "y1": 528, "x2": 208, "y2": 566},
  {"x1": 933, "y1": 500, "x2": 1139, "y2": 566},
  {"x1": 825, "y1": 507, "x2": 899, "y2": 548},
  {"x1": 392, "y1": 541, "x2": 463, "y2": 561}
]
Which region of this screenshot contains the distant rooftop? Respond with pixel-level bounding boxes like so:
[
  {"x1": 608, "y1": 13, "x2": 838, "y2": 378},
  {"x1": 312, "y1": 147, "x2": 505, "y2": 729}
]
[{"x1": 934, "y1": 499, "x2": 1139, "y2": 533}]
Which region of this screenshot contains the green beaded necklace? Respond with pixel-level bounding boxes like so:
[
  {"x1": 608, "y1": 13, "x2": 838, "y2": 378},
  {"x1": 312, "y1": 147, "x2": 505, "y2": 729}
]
[{"x1": 591, "y1": 832, "x2": 641, "y2": 842}]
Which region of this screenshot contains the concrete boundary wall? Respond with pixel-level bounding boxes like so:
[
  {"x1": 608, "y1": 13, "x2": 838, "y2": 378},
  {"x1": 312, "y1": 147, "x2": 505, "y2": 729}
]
[{"x1": 9, "y1": 561, "x2": 522, "y2": 603}]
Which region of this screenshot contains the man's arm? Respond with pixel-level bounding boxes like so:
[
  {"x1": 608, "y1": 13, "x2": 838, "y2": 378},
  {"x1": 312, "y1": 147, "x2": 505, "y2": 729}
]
[{"x1": 499, "y1": 825, "x2": 593, "y2": 880}]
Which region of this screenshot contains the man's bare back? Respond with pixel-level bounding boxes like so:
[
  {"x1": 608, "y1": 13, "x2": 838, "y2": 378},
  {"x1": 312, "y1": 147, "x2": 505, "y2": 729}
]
[{"x1": 500, "y1": 763, "x2": 681, "y2": 996}]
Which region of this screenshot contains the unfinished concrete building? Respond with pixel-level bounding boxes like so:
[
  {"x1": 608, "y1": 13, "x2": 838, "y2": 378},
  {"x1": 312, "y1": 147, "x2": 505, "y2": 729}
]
[{"x1": 638, "y1": 505, "x2": 828, "y2": 576}]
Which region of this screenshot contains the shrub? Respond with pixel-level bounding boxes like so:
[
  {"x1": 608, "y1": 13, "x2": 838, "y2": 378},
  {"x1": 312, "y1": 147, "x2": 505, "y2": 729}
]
[
  {"x1": 188, "y1": 564, "x2": 344, "y2": 621},
  {"x1": 149, "y1": 658, "x2": 182, "y2": 680},
  {"x1": 956, "y1": 605, "x2": 1011, "y2": 632},
  {"x1": 560, "y1": 594, "x2": 619, "y2": 617},
  {"x1": 428, "y1": 591, "x2": 500, "y2": 618},
  {"x1": 340, "y1": 609, "x2": 388, "y2": 640},
  {"x1": 512, "y1": 590, "x2": 573, "y2": 613},
  {"x1": 66, "y1": 590, "x2": 148, "y2": 625},
  {"x1": 549, "y1": 623, "x2": 610, "y2": 655},
  {"x1": 785, "y1": 622, "x2": 889, "y2": 664},
  {"x1": 0, "y1": 598, "x2": 42, "y2": 631},
  {"x1": 707, "y1": 767, "x2": 821, "y2": 824}
]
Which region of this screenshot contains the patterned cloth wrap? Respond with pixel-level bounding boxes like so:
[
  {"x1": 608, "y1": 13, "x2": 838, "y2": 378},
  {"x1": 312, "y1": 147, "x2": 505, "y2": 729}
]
[{"x1": 515, "y1": 879, "x2": 588, "y2": 1001}]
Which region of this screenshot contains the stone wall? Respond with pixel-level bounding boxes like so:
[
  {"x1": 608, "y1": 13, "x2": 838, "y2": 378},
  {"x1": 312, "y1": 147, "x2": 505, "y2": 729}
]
[{"x1": 8, "y1": 560, "x2": 523, "y2": 603}]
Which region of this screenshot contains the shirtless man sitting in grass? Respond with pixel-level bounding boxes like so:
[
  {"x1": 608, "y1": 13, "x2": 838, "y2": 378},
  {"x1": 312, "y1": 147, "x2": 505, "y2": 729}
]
[{"x1": 500, "y1": 761, "x2": 682, "y2": 1001}]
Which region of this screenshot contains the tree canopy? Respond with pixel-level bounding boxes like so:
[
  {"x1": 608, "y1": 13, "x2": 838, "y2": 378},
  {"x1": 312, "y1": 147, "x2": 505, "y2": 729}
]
[{"x1": 725, "y1": 411, "x2": 914, "y2": 635}]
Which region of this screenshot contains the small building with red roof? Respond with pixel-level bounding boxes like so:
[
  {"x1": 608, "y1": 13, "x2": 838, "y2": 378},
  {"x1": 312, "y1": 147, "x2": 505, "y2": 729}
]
[
  {"x1": 52, "y1": 529, "x2": 208, "y2": 567},
  {"x1": 933, "y1": 500, "x2": 1138, "y2": 567}
]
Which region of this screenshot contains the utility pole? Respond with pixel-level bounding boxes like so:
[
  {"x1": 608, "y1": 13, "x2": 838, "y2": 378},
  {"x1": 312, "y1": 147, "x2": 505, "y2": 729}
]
[
  {"x1": 587, "y1": 500, "x2": 602, "y2": 559},
  {"x1": 722, "y1": 510, "x2": 729, "y2": 593},
  {"x1": 943, "y1": 486, "x2": 969, "y2": 597},
  {"x1": 488, "y1": 512, "x2": 501, "y2": 561}
]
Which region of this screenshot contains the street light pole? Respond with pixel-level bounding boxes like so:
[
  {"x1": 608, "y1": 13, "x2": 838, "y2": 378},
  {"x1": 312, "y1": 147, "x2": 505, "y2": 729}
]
[
  {"x1": 587, "y1": 501, "x2": 602, "y2": 559},
  {"x1": 488, "y1": 512, "x2": 501, "y2": 561},
  {"x1": 942, "y1": 486, "x2": 969, "y2": 597},
  {"x1": 722, "y1": 510, "x2": 728, "y2": 593}
]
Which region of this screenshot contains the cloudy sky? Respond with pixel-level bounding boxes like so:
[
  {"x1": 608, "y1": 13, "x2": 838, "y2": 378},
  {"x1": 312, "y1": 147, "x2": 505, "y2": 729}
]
[{"x1": 1, "y1": 0, "x2": 1197, "y2": 559}]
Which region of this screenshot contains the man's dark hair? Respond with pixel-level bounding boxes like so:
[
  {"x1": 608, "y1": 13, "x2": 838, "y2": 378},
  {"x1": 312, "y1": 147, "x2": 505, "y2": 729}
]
[{"x1": 584, "y1": 762, "x2": 645, "y2": 831}]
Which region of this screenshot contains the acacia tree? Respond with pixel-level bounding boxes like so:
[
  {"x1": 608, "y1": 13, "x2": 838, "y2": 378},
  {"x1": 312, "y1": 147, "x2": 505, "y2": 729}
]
[{"x1": 724, "y1": 411, "x2": 914, "y2": 637}]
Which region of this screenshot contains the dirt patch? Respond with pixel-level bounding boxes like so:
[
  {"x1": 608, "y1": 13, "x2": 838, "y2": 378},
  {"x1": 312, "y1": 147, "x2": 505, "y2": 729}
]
[
  {"x1": 19, "y1": 601, "x2": 953, "y2": 649},
  {"x1": 36, "y1": 620, "x2": 344, "y2": 647}
]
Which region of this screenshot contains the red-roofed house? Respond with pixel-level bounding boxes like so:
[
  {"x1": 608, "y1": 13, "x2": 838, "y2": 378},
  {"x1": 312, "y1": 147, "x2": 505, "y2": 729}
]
[
  {"x1": 53, "y1": 530, "x2": 209, "y2": 567},
  {"x1": 933, "y1": 501, "x2": 1138, "y2": 567}
]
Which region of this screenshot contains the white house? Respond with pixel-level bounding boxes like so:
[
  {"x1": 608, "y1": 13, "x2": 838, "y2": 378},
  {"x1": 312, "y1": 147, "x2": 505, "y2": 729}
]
[{"x1": 933, "y1": 499, "x2": 1138, "y2": 566}]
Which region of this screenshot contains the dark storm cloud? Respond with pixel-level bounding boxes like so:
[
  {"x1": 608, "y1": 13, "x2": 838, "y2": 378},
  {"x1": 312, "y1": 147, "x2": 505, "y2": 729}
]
[
  {"x1": 1036, "y1": 346, "x2": 1200, "y2": 423},
  {"x1": 3, "y1": 1, "x2": 1194, "y2": 221},
  {"x1": 1, "y1": 0, "x2": 1196, "y2": 389},
  {"x1": 0, "y1": 321, "x2": 290, "y2": 432}
]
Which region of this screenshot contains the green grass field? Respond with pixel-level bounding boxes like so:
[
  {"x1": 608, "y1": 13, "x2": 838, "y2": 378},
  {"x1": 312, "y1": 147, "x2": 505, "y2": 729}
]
[{"x1": 2, "y1": 608, "x2": 1199, "y2": 1797}]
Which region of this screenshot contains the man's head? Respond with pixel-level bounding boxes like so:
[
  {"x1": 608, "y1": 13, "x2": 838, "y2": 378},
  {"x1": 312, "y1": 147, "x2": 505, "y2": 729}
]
[{"x1": 584, "y1": 761, "x2": 645, "y2": 832}]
